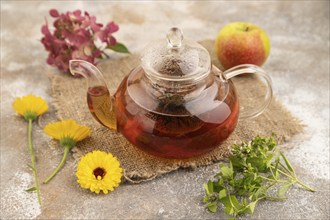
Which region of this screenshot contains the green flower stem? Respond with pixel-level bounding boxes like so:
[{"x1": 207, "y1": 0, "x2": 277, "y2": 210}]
[
  {"x1": 101, "y1": 50, "x2": 110, "y2": 58},
  {"x1": 260, "y1": 175, "x2": 287, "y2": 183},
  {"x1": 271, "y1": 166, "x2": 316, "y2": 192},
  {"x1": 278, "y1": 162, "x2": 295, "y2": 176},
  {"x1": 28, "y1": 119, "x2": 41, "y2": 205},
  {"x1": 295, "y1": 179, "x2": 316, "y2": 192},
  {"x1": 263, "y1": 196, "x2": 287, "y2": 201},
  {"x1": 43, "y1": 145, "x2": 71, "y2": 184}
]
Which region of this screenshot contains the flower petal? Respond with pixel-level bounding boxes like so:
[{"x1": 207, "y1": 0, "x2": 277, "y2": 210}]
[{"x1": 49, "y1": 9, "x2": 60, "y2": 17}]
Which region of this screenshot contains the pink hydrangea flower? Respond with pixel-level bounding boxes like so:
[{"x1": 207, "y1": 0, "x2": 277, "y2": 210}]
[{"x1": 41, "y1": 9, "x2": 128, "y2": 73}]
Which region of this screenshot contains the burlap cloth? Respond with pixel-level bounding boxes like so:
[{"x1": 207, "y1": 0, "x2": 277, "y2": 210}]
[{"x1": 50, "y1": 40, "x2": 303, "y2": 183}]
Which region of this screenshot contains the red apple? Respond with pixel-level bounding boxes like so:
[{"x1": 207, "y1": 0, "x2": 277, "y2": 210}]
[{"x1": 215, "y1": 22, "x2": 270, "y2": 70}]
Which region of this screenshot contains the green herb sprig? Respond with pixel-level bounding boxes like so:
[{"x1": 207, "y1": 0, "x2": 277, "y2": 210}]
[{"x1": 203, "y1": 135, "x2": 315, "y2": 219}]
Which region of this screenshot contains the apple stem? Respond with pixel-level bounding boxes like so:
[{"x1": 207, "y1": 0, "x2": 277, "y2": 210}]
[{"x1": 245, "y1": 26, "x2": 249, "y2": 31}]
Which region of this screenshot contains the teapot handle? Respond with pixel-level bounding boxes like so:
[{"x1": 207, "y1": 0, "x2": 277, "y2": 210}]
[
  {"x1": 222, "y1": 64, "x2": 273, "y2": 119},
  {"x1": 69, "y1": 60, "x2": 117, "y2": 130}
]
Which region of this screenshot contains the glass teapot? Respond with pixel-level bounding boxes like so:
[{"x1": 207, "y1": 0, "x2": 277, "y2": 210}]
[{"x1": 69, "y1": 27, "x2": 272, "y2": 159}]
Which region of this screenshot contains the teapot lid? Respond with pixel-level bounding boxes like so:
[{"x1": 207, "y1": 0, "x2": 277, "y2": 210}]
[{"x1": 141, "y1": 27, "x2": 211, "y2": 82}]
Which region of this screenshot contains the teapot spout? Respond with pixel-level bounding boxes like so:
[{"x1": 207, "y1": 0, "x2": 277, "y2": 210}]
[{"x1": 69, "y1": 60, "x2": 117, "y2": 130}]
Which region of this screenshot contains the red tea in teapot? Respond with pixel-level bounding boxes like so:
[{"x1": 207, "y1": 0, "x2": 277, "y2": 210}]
[{"x1": 87, "y1": 73, "x2": 239, "y2": 159}]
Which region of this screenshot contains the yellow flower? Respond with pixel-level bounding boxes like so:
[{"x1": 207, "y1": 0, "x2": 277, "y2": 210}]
[
  {"x1": 44, "y1": 119, "x2": 91, "y2": 145},
  {"x1": 12, "y1": 94, "x2": 48, "y2": 121},
  {"x1": 76, "y1": 150, "x2": 122, "y2": 194},
  {"x1": 43, "y1": 119, "x2": 91, "y2": 184},
  {"x1": 12, "y1": 94, "x2": 48, "y2": 205}
]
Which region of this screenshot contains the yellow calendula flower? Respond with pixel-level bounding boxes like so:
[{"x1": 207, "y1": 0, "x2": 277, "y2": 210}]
[
  {"x1": 12, "y1": 94, "x2": 48, "y2": 205},
  {"x1": 76, "y1": 150, "x2": 122, "y2": 194},
  {"x1": 43, "y1": 119, "x2": 91, "y2": 184},
  {"x1": 44, "y1": 119, "x2": 91, "y2": 146},
  {"x1": 13, "y1": 94, "x2": 48, "y2": 121}
]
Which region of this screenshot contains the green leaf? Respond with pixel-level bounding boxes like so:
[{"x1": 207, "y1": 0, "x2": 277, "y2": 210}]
[
  {"x1": 229, "y1": 195, "x2": 240, "y2": 208},
  {"x1": 220, "y1": 163, "x2": 234, "y2": 180},
  {"x1": 229, "y1": 155, "x2": 245, "y2": 171},
  {"x1": 108, "y1": 42, "x2": 130, "y2": 53},
  {"x1": 224, "y1": 206, "x2": 234, "y2": 215},
  {"x1": 25, "y1": 186, "x2": 36, "y2": 192},
  {"x1": 213, "y1": 180, "x2": 224, "y2": 193},
  {"x1": 247, "y1": 201, "x2": 257, "y2": 214},
  {"x1": 280, "y1": 152, "x2": 294, "y2": 173},
  {"x1": 203, "y1": 180, "x2": 214, "y2": 195},
  {"x1": 203, "y1": 183, "x2": 208, "y2": 194},
  {"x1": 247, "y1": 157, "x2": 266, "y2": 172},
  {"x1": 207, "y1": 201, "x2": 218, "y2": 213},
  {"x1": 220, "y1": 196, "x2": 234, "y2": 214},
  {"x1": 203, "y1": 196, "x2": 209, "y2": 203},
  {"x1": 219, "y1": 189, "x2": 227, "y2": 200},
  {"x1": 207, "y1": 180, "x2": 214, "y2": 194},
  {"x1": 278, "y1": 182, "x2": 293, "y2": 197},
  {"x1": 273, "y1": 152, "x2": 280, "y2": 179}
]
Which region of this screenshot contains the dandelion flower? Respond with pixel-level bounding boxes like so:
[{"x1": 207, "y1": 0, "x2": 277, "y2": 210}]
[
  {"x1": 43, "y1": 119, "x2": 91, "y2": 183},
  {"x1": 12, "y1": 94, "x2": 48, "y2": 205},
  {"x1": 76, "y1": 150, "x2": 122, "y2": 194}
]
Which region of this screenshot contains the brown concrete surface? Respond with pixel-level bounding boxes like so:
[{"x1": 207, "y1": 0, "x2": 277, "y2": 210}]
[{"x1": 1, "y1": 1, "x2": 329, "y2": 219}]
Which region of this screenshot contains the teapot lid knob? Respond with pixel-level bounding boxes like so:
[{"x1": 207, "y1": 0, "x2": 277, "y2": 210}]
[
  {"x1": 141, "y1": 27, "x2": 211, "y2": 81},
  {"x1": 167, "y1": 27, "x2": 183, "y2": 49}
]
